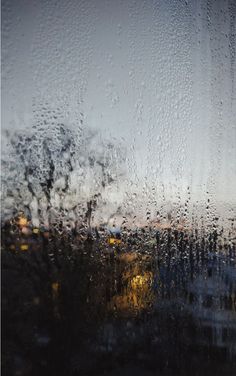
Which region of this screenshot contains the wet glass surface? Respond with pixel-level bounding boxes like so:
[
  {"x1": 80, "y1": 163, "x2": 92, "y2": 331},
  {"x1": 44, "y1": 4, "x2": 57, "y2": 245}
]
[
  {"x1": 1, "y1": 0, "x2": 236, "y2": 375},
  {"x1": 2, "y1": 229, "x2": 236, "y2": 376}
]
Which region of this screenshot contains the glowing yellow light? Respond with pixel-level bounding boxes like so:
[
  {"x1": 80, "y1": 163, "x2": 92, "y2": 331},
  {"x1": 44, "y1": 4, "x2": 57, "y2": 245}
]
[
  {"x1": 108, "y1": 237, "x2": 121, "y2": 245},
  {"x1": 131, "y1": 272, "x2": 153, "y2": 289},
  {"x1": 32, "y1": 228, "x2": 39, "y2": 234},
  {"x1": 18, "y1": 216, "x2": 28, "y2": 228},
  {"x1": 109, "y1": 271, "x2": 154, "y2": 315},
  {"x1": 52, "y1": 282, "x2": 60, "y2": 300},
  {"x1": 20, "y1": 244, "x2": 29, "y2": 251},
  {"x1": 52, "y1": 282, "x2": 59, "y2": 293}
]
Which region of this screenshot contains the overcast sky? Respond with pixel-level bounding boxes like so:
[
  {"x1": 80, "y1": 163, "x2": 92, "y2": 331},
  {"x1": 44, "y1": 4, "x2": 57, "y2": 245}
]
[{"x1": 2, "y1": 0, "x2": 236, "y2": 211}]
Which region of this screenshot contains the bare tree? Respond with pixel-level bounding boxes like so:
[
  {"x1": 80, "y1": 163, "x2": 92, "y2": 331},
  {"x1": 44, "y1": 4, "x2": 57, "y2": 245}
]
[{"x1": 2, "y1": 121, "x2": 126, "y2": 229}]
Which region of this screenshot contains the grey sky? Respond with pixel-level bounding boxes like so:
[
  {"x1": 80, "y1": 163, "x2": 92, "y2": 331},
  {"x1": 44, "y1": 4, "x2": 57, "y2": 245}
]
[{"x1": 2, "y1": 0, "x2": 236, "y2": 212}]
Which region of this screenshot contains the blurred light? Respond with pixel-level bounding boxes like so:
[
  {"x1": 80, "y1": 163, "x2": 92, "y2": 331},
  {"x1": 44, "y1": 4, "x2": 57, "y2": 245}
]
[
  {"x1": 18, "y1": 215, "x2": 28, "y2": 228},
  {"x1": 108, "y1": 237, "x2": 121, "y2": 245},
  {"x1": 20, "y1": 244, "x2": 29, "y2": 251}
]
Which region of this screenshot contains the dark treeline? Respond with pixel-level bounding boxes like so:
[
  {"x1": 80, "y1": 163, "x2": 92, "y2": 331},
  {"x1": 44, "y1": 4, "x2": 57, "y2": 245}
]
[{"x1": 2, "y1": 228, "x2": 236, "y2": 376}]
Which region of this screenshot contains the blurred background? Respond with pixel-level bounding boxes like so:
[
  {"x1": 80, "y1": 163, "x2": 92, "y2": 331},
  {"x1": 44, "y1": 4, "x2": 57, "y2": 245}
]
[{"x1": 1, "y1": 0, "x2": 236, "y2": 227}]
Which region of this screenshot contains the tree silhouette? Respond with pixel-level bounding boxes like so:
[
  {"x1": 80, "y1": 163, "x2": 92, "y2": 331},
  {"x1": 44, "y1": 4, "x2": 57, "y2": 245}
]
[{"x1": 2, "y1": 121, "x2": 126, "y2": 229}]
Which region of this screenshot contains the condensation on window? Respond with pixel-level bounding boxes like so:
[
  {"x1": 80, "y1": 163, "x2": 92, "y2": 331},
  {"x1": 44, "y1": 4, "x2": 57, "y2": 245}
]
[{"x1": 1, "y1": 0, "x2": 236, "y2": 231}]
